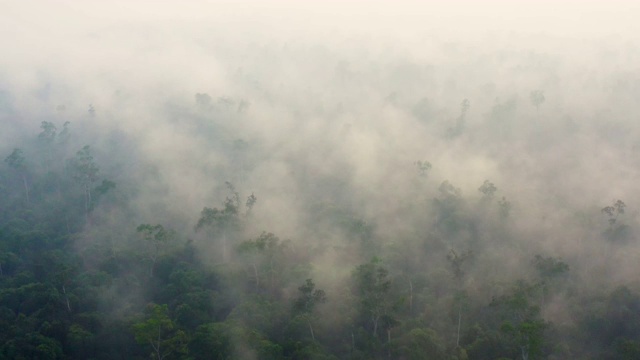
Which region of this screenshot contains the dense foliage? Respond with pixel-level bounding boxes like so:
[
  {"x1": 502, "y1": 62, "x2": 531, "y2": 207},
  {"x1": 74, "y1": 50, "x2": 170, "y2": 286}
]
[{"x1": 1, "y1": 118, "x2": 639, "y2": 360}]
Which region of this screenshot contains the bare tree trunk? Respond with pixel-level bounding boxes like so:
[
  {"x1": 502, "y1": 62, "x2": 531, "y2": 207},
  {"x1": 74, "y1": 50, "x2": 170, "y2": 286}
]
[
  {"x1": 84, "y1": 184, "x2": 90, "y2": 221},
  {"x1": 351, "y1": 332, "x2": 355, "y2": 355},
  {"x1": 409, "y1": 278, "x2": 413, "y2": 313},
  {"x1": 456, "y1": 303, "x2": 462, "y2": 347},
  {"x1": 253, "y1": 263, "x2": 259, "y2": 287},
  {"x1": 156, "y1": 324, "x2": 162, "y2": 360},
  {"x1": 373, "y1": 315, "x2": 379, "y2": 338},
  {"x1": 308, "y1": 319, "x2": 315, "y2": 342},
  {"x1": 269, "y1": 258, "x2": 275, "y2": 292},
  {"x1": 387, "y1": 329, "x2": 392, "y2": 359},
  {"x1": 520, "y1": 334, "x2": 530, "y2": 360},
  {"x1": 222, "y1": 231, "x2": 227, "y2": 263},
  {"x1": 149, "y1": 244, "x2": 159, "y2": 277},
  {"x1": 22, "y1": 175, "x2": 30, "y2": 205},
  {"x1": 150, "y1": 258, "x2": 156, "y2": 277},
  {"x1": 62, "y1": 284, "x2": 71, "y2": 312}
]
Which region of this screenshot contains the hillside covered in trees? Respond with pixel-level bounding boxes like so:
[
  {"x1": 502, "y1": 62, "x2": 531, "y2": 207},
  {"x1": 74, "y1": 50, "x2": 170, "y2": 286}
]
[{"x1": 2, "y1": 2, "x2": 640, "y2": 359}]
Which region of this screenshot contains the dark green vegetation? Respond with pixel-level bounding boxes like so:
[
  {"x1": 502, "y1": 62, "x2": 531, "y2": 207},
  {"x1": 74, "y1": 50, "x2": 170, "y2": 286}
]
[
  {"x1": 4, "y1": 1, "x2": 640, "y2": 357},
  {"x1": 1, "y1": 118, "x2": 639, "y2": 360}
]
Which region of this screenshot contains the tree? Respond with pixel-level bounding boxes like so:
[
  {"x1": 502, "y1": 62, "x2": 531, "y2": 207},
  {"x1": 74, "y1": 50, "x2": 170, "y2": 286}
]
[
  {"x1": 293, "y1": 278, "x2": 327, "y2": 342},
  {"x1": 447, "y1": 249, "x2": 472, "y2": 348},
  {"x1": 478, "y1": 180, "x2": 497, "y2": 198},
  {"x1": 189, "y1": 323, "x2": 232, "y2": 360},
  {"x1": 498, "y1": 196, "x2": 512, "y2": 218},
  {"x1": 196, "y1": 201, "x2": 239, "y2": 264},
  {"x1": 236, "y1": 232, "x2": 290, "y2": 296},
  {"x1": 439, "y1": 180, "x2": 462, "y2": 198},
  {"x1": 434, "y1": 180, "x2": 464, "y2": 235},
  {"x1": 601, "y1": 200, "x2": 630, "y2": 242},
  {"x1": 533, "y1": 255, "x2": 568, "y2": 279},
  {"x1": 195, "y1": 183, "x2": 254, "y2": 263},
  {"x1": 38, "y1": 121, "x2": 57, "y2": 144},
  {"x1": 37, "y1": 121, "x2": 62, "y2": 172},
  {"x1": 4, "y1": 148, "x2": 29, "y2": 205},
  {"x1": 529, "y1": 90, "x2": 545, "y2": 117},
  {"x1": 245, "y1": 193, "x2": 257, "y2": 215},
  {"x1": 414, "y1": 160, "x2": 432, "y2": 177},
  {"x1": 133, "y1": 304, "x2": 188, "y2": 360},
  {"x1": 602, "y1": 199, "x2": 626, "y2": 226},
  {"x1": 68, "y1": 145, "x2": 100, "y2": 217},
  {"x1": 585, "y1": 286, "x2": 640, "y2": 353},
  {"x1": 532, "y1": 255, "x2": 568, "y2": 308},
  {"x1": 137, "y1": 224, "x2": 176, "y2": 277},
  {"x1": 352, "y1": 258, "x2": 397, "y2": 340},
  {"x1": 491, "y1": 281, "x2": 547, "y2": 360},
  {"x1": 58, "y1": 121, "x2": 71, "y2": 145},
  {"x1": 396, "y1": 328, "x2": 447, "y2": 360},
  {"x1": 447, "y1": 98, "x2": 470, "y2": 138}
]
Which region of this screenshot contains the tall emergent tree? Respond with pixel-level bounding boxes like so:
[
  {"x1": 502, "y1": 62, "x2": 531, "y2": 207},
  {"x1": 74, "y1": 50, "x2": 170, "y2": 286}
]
[
  {"x1": 478, "y1": 180, "x2": 497, "y2": 198},
  {"x1": 133, "y1": 304, "x2": 188, "y2": 360},
  {"x1": 447, "y1": 98, "x2": 470, "y2": 137},
  {"x1": 292, "y1": 278, "x2": 327, "y2": 342},
  {"x1": 414, "y1": 160, "x2": 432, "y2": 177},
  {"x1": 353, "y1": 258, "x2": 397, "y2": 340},
  {"x1": 532, "y1": 254, "x2": 569, "y2": 307},
  {"x1": 492, "y1": 281, "x2": 547, "y2": 360},
  {"x1": 529, "y1": 90, "x2": 545, "y2": 117},
  {"x1": 601, "y1": 199, "x2": 630, "y2": 242},
  {"x1": 68, "y1": 145, "x2": 100, "y2": 217},
  {"x1": 196, "y1": 199, "x2": 240, "y2": 264},
  {"x1": 137, "y1": 224, "x2": 176, "y2": 277},
  {"x1": 38, "y1": 121, "x2": 57, "y2": 171},
  {"x1": 447, "y1": 249, "x2": 472, "y2": 348},
  {"x1": 196, "y1": 182, "x2": 255, "y2": 263},
  {"x1": 237, "y1": 232, "x2": 285, "y2": 292}
]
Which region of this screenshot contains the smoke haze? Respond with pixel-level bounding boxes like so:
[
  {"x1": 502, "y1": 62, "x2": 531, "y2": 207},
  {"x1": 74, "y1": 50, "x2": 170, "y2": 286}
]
[
  {"x1": 2, "y1": 1, "x2": 640, "y2": 358},
  {"x1": 3, "y1": 0, "x2": 640, "y2": 274}
]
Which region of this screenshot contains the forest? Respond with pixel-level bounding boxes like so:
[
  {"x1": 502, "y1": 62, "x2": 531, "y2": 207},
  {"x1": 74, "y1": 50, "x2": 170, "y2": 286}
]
[{"x1": 2, "y1": 1, "x2": 640, "y2": 359}]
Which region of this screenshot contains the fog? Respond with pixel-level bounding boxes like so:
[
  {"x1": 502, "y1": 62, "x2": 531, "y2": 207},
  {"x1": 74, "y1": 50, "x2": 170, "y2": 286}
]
[
  {"x1": 4, "y1": 0, "x2": 640, "y2": 287},
  {"x1": 2, "y1": 2, "x2": 638, "y2": 265},
  {"x1": 2, "y1": 1, "x2": 640, "y2": 358}
]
